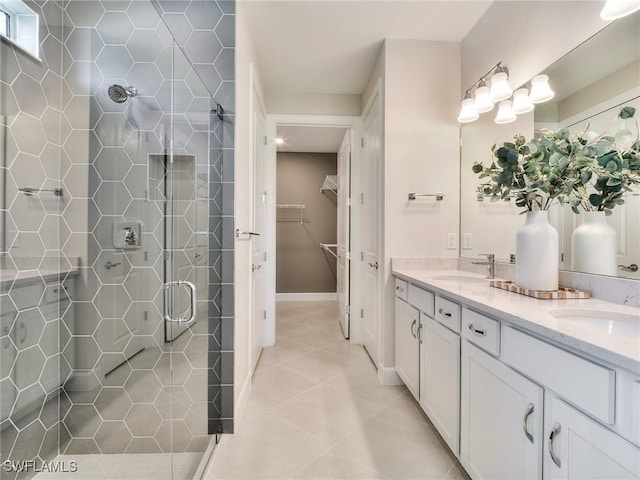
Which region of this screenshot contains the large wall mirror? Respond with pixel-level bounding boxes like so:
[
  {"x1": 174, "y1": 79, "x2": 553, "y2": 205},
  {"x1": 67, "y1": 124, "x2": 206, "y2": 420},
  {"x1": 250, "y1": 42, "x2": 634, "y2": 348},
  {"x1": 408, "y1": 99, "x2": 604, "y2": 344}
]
[{"x1": 460, "y1": 11, "x2": 640, "y2": 280}]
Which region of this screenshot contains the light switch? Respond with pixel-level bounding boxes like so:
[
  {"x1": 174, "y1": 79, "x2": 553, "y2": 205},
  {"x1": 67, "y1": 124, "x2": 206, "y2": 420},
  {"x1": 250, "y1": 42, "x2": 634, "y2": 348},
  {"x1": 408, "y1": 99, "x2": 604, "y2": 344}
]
[{"x1": 447, "y1": 233, "x2": 457, "y2": 250}]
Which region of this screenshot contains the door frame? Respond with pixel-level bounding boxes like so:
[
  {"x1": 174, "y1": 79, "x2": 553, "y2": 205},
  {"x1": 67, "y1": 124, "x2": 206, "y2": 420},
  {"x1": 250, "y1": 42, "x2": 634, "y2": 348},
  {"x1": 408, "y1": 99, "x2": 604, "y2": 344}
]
[{"x1": 265, "y1": 114, "x2": 363, "y2": 346}]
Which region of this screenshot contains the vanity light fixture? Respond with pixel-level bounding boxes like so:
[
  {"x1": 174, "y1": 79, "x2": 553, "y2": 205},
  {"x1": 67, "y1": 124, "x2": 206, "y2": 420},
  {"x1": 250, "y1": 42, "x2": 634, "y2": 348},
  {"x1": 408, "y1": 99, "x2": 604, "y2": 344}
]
[
  {"x1": 600, "y1": 0, "x2": 640, "y2": 20},
  {"x1": 529, "y1": 74, "x2": 555, "y2": 103},
  {"x1": 275, "y1": 138, "x2": 284, "y2": 145},
  {"x1": 457, "y1": 62, "x2": 555, "y2": 124},
  {"x1": 495, "y1": 100, "x2": 517, "y2": 124},
  {"x1": 457, "y1": 91, "x2": 479, "y2": 123},
  {"x1": 473, "y1": 79, "x2": 495, "y2": 113},
  {"x1": 489, "y1": 65, "x2": 513, "y2": 102},
  {"x1": 512, "y1": 87, "x2": 534, "y2": 115}
]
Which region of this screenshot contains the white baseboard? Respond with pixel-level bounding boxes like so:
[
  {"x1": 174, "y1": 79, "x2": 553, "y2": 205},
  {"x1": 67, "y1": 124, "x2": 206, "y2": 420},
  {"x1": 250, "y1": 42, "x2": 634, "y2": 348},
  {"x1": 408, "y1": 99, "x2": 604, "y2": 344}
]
[
  {"x1": 276, "y1": 292, "x2": 337, "y2": 301},
  {"x1": 377, "y1": 364, "x2": 404, "y2": 386}
]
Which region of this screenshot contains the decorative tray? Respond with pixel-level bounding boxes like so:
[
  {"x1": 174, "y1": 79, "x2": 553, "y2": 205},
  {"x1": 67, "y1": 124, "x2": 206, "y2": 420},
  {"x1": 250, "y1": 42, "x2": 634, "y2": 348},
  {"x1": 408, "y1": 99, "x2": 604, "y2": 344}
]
[{"x1": 489, "y1": 280, "x2": 591, "y2": 300}]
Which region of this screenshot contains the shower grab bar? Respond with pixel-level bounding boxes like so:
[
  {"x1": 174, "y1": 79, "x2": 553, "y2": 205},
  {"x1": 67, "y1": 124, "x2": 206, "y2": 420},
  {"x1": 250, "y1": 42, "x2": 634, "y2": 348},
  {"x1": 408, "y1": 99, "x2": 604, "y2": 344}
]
[
  {"x1": 19, "y1": 187, "x2": 63, "y2": 197},
  {"x1": 163, "y1": 280, "x2": 197, "y2": 324}
]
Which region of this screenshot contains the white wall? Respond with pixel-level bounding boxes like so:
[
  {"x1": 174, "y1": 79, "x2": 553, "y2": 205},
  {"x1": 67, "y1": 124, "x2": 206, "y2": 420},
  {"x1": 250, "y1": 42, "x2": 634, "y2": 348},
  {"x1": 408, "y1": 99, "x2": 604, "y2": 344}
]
[
  {"x1": 266, "y1": 93, "x2": 362, "y2": 115},
  {"x1": 378, "y1": 39, "x2": 461, "y2": 371},
  {"x1": 462, "y1": 2, "x2": 609, "y2": 97}
]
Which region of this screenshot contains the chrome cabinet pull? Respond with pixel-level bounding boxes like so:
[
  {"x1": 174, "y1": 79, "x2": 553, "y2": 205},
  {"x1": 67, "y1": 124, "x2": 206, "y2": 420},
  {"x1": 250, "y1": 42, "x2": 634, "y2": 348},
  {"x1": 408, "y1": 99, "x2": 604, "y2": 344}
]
[
  {"x1": 396, "y1": 285, "x2": 403, "y2": 292},
  {"x1": 522, "y1": 403, "x2": 534, "y2": 443},
  {"x1": 438, "y1": 308, "x2": 452, "y2": 318},
  {"x1": 468, "y1": 323, "x2": 486, "y2": 336},
  {"x1": 410, "y1": 319, "x2": 417, "y2": 339},
  {"x1": 418, "y1": 324, "x2": 423, "y2": 344},
  {"x1": 163, "y1": 280, "x2": 197, "y2": 324},
  {"x1": 549, "y1": 422, "x2": 562, "y2": 468}
]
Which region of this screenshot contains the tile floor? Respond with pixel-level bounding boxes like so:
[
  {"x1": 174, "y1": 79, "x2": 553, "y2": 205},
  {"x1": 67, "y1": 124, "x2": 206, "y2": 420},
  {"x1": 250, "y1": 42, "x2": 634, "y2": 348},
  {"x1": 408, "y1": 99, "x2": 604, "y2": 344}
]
[{"x1": 204, "y1": 301, "x2": 470, "y2": 480}]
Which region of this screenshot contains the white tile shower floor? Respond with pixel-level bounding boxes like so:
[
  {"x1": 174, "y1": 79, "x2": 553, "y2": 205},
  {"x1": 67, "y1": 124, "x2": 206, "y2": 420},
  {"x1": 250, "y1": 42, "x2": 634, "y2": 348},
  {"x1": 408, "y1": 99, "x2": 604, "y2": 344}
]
[{"x1": 204, "y1": 301, "x2": 470, "y2": 480}]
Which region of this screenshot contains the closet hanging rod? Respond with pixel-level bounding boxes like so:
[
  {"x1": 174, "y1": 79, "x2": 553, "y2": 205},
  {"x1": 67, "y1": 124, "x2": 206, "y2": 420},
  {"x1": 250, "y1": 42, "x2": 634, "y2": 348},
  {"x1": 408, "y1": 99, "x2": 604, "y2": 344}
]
[{"x1": 276, "y1": 204, "x2": 305, "y2": 209}]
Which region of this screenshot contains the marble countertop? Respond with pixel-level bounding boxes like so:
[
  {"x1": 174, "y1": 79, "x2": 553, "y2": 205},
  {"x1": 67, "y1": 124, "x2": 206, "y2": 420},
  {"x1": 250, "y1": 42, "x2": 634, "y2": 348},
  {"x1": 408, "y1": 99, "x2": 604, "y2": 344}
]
[{"x1": 392, "y1": 268, "x2": 640, "y2": 373}]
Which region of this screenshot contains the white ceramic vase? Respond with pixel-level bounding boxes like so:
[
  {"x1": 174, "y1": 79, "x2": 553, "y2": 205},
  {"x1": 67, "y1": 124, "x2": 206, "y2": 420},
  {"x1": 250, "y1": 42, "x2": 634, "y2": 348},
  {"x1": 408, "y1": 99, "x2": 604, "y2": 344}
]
[
  {"x1": 571, "y1": 211, "x2": 617, "y2": 276},
  {"x1": 516, "y1": 210, "x2": 558, "y2": 291}
]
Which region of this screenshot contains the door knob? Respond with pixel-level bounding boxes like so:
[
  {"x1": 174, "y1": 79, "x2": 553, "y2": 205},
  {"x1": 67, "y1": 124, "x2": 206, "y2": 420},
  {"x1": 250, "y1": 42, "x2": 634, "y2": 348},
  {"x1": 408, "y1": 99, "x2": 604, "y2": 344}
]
[{"x1": 368, "y1": 261, "x2": 378, "y2": 270}]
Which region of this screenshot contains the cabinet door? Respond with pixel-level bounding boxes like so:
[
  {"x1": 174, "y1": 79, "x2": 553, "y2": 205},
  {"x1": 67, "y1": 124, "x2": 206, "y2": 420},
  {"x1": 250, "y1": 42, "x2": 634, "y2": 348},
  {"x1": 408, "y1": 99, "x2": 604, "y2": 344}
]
[
  {"x1": 395, "y1": 297, "x2": 419, "y2": 398},
  {"x1": 545, "y1": 396, "x2": 640, "y2": 480},
  {"x1": 420, "y1": 316, "x2": 460, "y2": 455},
  {"x1": 461, "y1": 341, "x2": 543, "y2": 480}
]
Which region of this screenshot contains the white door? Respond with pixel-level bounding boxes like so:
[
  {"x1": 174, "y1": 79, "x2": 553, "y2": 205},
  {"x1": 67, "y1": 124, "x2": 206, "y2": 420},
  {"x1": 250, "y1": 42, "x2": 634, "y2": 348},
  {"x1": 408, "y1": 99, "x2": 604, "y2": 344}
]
[
  {"x1": 337, "y1": 130, "x2": 351, "y2": 338},
  {"x1": 251, "y1": 85, "x2": 267, "y2": 373},
  {"x1": 545, "y1": 396, "x2": 640, "y2": 480},
  {"x1": 461, "y1": 340, "x2": 544, "y2": 480},
  {"x1": 361, "y1": 88, "x2": 382, "y2": 363}
]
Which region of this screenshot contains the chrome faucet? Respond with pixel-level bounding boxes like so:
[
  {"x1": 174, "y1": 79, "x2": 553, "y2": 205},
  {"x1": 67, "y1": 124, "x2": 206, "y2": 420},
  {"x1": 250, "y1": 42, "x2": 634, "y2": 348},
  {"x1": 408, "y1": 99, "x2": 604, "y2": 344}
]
[{"x1": 473, "y1": 253, "x2": 495, "y2": 279}]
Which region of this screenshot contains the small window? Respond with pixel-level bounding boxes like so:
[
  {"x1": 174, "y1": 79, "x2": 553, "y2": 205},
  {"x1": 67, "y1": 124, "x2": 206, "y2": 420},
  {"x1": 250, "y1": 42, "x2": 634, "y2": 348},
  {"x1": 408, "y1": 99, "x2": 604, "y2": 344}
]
[
  {"x1": 0, "y1": 10, "x2": 9, "y2": 37},
  {"x1": 0, "y1": 1, "x2": 39, "y2": 60}
]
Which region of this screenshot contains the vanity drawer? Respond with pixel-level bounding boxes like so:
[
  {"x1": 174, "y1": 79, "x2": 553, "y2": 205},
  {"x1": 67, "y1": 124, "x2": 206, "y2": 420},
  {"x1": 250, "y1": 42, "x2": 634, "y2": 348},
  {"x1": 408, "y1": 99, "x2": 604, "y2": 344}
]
[
  {"x1": 434, "y1": 296, "x2": 460, "y2": 332},
  {"x1": 408, "y1": 285, "x2": 434, "y2": 317},
  {"x1": 462, "y1": 308, "x2": 500, "y2": 356},
  {"x1": 395, "y1": 278, "x2": 408, "y2": 301},
  {"x1": 502, "y1": 326, "x2": 615, "y2": 425}
]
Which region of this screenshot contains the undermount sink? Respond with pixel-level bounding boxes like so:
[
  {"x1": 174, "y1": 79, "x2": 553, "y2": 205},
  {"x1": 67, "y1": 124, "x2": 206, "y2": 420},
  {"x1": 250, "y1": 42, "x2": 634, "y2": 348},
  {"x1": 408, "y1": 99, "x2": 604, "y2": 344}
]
[
  {"x1": 549, "y1": 308, "x2": 640, "y2": 337},
  {"x1": 430, "y1": 274, "x2": 486, "y2": 284}
]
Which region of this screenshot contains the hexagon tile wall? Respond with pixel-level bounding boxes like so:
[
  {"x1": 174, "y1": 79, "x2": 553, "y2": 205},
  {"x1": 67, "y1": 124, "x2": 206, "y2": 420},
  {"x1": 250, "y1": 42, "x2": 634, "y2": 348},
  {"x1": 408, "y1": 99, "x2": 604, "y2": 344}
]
[{"x1": 0, "y1": 0, "x2": 235, "y2": 475}]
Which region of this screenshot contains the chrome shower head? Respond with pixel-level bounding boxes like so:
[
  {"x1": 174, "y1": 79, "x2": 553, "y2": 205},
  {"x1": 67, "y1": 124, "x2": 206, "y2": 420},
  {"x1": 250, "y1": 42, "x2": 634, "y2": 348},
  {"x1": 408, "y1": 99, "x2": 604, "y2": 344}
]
[{"x1": 108, "y1": 84, "x2": 138, "y2": 103}]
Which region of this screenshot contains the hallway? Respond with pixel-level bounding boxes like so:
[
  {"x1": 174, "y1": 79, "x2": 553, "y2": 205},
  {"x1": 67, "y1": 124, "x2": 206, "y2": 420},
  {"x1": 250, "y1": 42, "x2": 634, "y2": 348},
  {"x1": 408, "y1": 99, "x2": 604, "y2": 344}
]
[{"x1": 205, "y1": 301, "x2": 468, "y2": 479}]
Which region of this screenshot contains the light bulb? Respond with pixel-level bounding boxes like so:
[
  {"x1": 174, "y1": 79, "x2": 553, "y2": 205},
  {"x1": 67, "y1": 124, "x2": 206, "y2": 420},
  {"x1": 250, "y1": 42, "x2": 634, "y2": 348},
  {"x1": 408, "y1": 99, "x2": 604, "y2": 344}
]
[
  {"x1": 457, "y1": 98, "x2": 479, "y2": 123},
  {"x1": 512, "y1": 88, "x2": 534, "y2": 115},
  {"x1": 600, "y1": 0, "x2": 640, "y2": 19},
  {"x1": 474, "y1": 82, "x2": 494, "y2": 113},
  {"x1": 529, "y1": 74, "x2": 554, "y2": 104},
  {"x1": 495, "y1": 100, "x2": 517, "y2": 124},
  {"x1": 489, "y1": 71, "x2": 513, "y2": 102}
]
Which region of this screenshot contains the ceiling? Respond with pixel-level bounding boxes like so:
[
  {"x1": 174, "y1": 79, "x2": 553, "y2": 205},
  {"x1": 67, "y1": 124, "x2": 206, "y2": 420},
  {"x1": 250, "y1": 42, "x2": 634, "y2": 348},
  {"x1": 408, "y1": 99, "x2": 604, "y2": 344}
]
[
  {"x1": 276, "y1": 125, "x2": 348, "y2": 152},
  {"x1": 244, "y1": 0, "x2": 493, "y2": 153},
  {"x1": 242, "y1": 0, "x2": 493, "y2": 96}
]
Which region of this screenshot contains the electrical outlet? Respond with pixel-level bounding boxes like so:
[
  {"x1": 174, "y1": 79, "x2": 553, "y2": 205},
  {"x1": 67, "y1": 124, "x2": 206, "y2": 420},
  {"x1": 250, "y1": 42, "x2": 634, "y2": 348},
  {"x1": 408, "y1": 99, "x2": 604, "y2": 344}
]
[
  {"x1": 447, "y1": 233, "x2": 457, "y2": 250},
  {"x1": 462, "y1": 233, "x2": 472, "y2": 250}
]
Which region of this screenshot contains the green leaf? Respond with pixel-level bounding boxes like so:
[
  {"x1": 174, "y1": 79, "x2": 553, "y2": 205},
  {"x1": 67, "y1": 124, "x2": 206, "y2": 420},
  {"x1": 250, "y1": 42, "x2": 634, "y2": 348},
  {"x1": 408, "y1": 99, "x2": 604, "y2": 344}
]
[
  {"x1": 619, "y1": 106, "x2": 636, "y2": 119},
  {"x1": 589, "y1": 194, "x2": 603, "y2": 207},
  {"x1": 472, "y1": 163, "x2": 483, "y2": 174}
]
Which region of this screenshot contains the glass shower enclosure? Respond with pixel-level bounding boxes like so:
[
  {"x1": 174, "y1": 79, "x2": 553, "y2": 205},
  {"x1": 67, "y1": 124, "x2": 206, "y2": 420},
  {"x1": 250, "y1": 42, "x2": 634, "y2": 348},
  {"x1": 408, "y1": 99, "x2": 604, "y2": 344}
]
[{"x1": 0, "y1": 1, "x2": 228, "y2": 478}]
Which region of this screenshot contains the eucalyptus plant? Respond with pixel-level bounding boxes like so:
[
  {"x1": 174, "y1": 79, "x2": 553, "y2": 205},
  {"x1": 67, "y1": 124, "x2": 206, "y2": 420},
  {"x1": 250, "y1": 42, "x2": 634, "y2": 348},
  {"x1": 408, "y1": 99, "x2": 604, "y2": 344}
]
[
  {"x1": 471, "y1": 132, "x2": 574, "y2": 212},
  {"x1": 562, "y1": 106, "x2": 640, "y2": 215},
  {"x1": 472, "y1": 106, "x2": 640, "y2": 215}
]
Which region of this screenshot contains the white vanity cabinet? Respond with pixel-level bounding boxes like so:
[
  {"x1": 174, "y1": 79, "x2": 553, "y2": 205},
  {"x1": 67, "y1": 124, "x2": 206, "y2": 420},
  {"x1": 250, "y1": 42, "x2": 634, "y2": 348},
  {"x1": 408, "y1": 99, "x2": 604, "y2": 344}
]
[
  {"x1": 394, "y1": 278, "x2": 460, "y2": 454},
  {"x1": 460, "y1": 340, "x2": 544, "y2": 480},
  {"x1": 394, "y1": 293, "x2": 420, "y2": 398},
  {"x1": 421, "y1": 315, "x2": 460, "y2": 453},
  {"x1": 393, "y1": 271, "x2": 640, "y2": 480},
  {"x1": 544, "y1": 395, "x2": 640, "y2": 480}
]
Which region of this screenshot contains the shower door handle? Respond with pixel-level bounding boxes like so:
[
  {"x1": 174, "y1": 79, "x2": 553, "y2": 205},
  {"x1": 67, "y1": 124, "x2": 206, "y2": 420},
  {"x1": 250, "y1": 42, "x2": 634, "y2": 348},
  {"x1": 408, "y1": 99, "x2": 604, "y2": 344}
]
[{"x1": 163, "y1": 280, "x2": 197, "y2": 324}]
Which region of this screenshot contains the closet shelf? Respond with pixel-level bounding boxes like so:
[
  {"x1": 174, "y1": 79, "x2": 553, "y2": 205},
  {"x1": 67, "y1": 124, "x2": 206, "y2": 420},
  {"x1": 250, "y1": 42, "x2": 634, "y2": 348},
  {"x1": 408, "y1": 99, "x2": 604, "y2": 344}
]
[
  {"x1": 276, "y1": 204, "x2": 307, "y2": 223},
  {"x1": 320, "y1": 243, "x2": 338, "y2": 260},
  {"x1": 320, "y1": 175, "x2": 338, "y2": 194}
]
